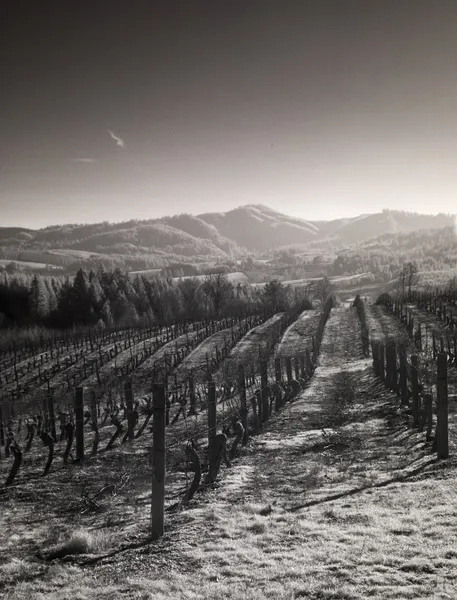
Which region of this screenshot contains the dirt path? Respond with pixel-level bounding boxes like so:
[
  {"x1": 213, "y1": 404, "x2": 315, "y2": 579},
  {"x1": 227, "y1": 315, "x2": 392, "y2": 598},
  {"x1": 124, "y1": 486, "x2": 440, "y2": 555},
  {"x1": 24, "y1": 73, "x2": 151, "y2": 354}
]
[{"x1": 4, "y1": 307, "x2": 457, "y2": 599}]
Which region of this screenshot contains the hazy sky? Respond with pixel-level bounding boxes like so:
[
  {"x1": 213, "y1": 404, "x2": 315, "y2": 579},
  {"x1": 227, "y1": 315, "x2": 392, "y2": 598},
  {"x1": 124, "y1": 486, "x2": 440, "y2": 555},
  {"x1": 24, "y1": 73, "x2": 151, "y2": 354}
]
[{"x1": 1, "y1": 1, "x2": 457, "y2": 228}]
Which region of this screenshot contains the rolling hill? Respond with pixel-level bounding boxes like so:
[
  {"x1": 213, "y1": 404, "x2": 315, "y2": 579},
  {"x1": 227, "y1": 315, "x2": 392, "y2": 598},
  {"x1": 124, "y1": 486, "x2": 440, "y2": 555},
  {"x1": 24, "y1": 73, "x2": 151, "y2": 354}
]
[{"x1": 0, "y1": 205, "x2": 454, "y2": 272}]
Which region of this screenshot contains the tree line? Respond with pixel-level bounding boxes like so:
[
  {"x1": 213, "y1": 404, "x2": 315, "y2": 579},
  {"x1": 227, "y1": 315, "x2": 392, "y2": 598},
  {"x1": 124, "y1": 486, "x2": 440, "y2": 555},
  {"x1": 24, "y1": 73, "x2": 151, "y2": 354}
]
[{"x1": 0, "y1": 268, "x2": 311, "y2": 331}]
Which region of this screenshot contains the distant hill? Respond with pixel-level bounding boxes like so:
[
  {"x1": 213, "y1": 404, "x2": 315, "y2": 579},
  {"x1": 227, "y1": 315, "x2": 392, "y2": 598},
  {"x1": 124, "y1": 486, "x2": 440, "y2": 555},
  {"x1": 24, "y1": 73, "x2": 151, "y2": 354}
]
[
  {"x1": 323, "y1": 210, "x2": 453, "y2": 245},
  {"x1": 198, "y1": 205, "x2": 453, "y2": 249},
  {"x1": 198, "y1": 204, "x2": 319, "y2": 251},
  {"x1": 0, "y1": 205, "x2": 454, "y2": 272}
]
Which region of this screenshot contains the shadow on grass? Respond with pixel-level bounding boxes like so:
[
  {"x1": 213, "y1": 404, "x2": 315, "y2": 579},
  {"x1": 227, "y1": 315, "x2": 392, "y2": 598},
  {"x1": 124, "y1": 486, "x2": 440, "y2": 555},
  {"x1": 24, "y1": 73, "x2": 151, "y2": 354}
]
[{"x1": 288, "y1": 456, "x2": 438, "y2": 513}]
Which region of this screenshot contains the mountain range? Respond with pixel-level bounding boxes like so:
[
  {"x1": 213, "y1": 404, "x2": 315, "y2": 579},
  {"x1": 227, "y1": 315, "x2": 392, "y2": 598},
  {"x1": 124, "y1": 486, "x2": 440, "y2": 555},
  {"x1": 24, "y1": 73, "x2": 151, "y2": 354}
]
[{"x1": 0, "y1": 205, "x2": 454, "y2": 271}]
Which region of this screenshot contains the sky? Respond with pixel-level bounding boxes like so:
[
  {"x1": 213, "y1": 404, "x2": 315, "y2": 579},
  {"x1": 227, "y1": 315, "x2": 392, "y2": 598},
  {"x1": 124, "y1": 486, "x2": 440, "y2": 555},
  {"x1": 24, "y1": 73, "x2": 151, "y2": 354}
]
[{"x1": 1, "y1": 1, "x2": 457, "y2": 228}]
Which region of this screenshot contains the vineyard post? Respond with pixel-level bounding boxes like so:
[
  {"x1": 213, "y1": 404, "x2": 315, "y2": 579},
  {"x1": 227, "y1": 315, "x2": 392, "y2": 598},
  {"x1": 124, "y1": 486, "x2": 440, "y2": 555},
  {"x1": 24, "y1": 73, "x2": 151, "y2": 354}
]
[
  {"x1": 189, "y1": 372, "x2": 196, "y2": 415},
  {"x1": 411, "y1": 355, "x2": 419, "y2": 427},
  {"x1": 435, "y1": 353, "x2": 449, "y2": 459},
  {"x1": 47, "y1": 388, "x2": 57, "y2": 442},
  {"x1": 124, "y1": 380, "x2": 135, "y2": 442},
  {"x1": 261, "y1": 362, "x2": 269, "y2": 422},
  {"x1": 423, "y1": 393, "x2": 433, "y2": 441},
  {"x1": 399, "y1": 346, "x2": 408, "y2": 404},
  {"x1": 299, "y1": 354, "x2": 305, "y2": 379},
  {"x1": 274, "y1": 357, "x2": 282, "y2": 383},
  {"x1": 151, "y1": 383, "x2": 166, "y2": 540},
  {"x1": 384, "y1": 342, "x2": 392, "y2": 388},
  {"x1": 238, "y1": 366, "x2": 248, "y2": 444},
  {"x1": 386, "y1": 340, "x2": 397, "y2": 392},
  {"x1": 42, "y1": 392, "x2": 49, "y2": 432},
  {"x1": 207, "y1": 379, "x2": 216, "y2": 446},
  {"x1": 371, "y1": 340, "x2": 378, "y2": 376},
  {"x1": 75, "y1": 387, "x2": 85, "y2": 462},
  {"x1": 306, "y1": 349, "x2": 312, "y2": 375},
  {"x1": 378, "y1": 342, "x2": 385, "y2": 381},
  {"x1": 294, "y1": 356, "x2": 300, "y2": 381},
  {"x1": 286, "y1": 358, "x2": 293, "y2": 384}
]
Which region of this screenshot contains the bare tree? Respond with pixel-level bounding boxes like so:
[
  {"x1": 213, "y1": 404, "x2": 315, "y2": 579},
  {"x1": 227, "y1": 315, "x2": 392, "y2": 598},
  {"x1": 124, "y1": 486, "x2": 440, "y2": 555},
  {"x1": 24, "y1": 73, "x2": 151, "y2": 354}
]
[{"x1": 200, "y1": 273, "x2": 233, "y2": 317}]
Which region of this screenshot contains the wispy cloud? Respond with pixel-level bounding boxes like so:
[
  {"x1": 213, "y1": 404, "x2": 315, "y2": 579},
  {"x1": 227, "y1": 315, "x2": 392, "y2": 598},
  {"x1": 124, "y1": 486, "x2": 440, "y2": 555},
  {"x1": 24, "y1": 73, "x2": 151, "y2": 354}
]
[
  {"x1": 71, "y1": 158, "x2": 97, "y2": 163},
  {"x1": 108, "y1": 129, "x2": 126, "y2": 148}
]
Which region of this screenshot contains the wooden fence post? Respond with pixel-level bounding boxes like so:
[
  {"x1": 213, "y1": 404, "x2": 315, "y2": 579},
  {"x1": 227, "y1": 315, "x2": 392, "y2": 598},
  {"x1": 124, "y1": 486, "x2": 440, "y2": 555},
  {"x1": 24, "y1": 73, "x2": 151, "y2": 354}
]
[
  {"x1": 378, "y1": 342, "x2": 385, "y2": 381},
  {"x1": 261, "y1": 362, "x2": 269, "y2": 422},
  {"x1": 411, "y1": 355, "x2": 419, "y2": 427},
  {"x1": 294, "y1": 356, "x2": 300, "y2": 381},
  {"x1": 207, "y1": 379, "x2": 217, "y2": 447},
  {"x1": 47, "y1": 388, "x2": 57, "y2": 442},
  {"x1": 189, "y1": 372, "x2": 196, "y2": 415},
  {"x1": 423, "y1": 393, "x2": 433, "y2": 441},
  {"x1": 124, "y1": 379, "x2": 135, "y2": 442},
  {"x1": 75, "y1": 387, "x2": 85, "y2": 462},
  {"x1": 238, "y1": 366, "x2": 248, "y2": 444},
  {"x1": 299, "y1": 354, "x2": 306, "y2": 379},
  {"x1": 275, "y1": 357, "x2": 282, "y2": 383},
  {"x1": 436, "y1": 353, "x2": 449, "y2": 459},
  {"x1": 399, "y1": 346, "x2": 408, "y2": 404},
  {"x1": 385, "y1": 340, "x2": 397, "y2": 392},
  {"x1": 151, "y1": 383, "x2": 166, "y2": 540},
  {"x1": 371, "y1": 340, "x2": 378, "y2": 376},
  {"x1": 42, "y1": 393, "x2": 49, "y2": 434},
  {"x1": 286, "y1": 358, "x2": 293, "y2": 384},
  {"x1": 306, "y1": 349, "x2": 313, "y2": 375}
]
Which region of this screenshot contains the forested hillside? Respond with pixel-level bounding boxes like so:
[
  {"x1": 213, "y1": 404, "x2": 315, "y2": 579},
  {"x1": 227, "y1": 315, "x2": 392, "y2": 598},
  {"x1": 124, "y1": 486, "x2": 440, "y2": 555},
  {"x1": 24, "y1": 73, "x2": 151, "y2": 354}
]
[
  {"x1": 331, "y1": 226, "x2": 457, "y2": 282},
  {"x1": 0, "y1": 206, "x2": 454, "y2": 274}
]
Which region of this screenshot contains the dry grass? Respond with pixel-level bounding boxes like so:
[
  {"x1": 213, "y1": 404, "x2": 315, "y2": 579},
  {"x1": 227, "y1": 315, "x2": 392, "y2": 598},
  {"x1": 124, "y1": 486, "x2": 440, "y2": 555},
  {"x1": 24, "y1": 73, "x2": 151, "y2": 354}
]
[
  {"x1": 44, "y1": 529, "x2": 114, "y2": 559},
  {"x1": 2, "y1": 307, "x2": 457, "y2": 599}
]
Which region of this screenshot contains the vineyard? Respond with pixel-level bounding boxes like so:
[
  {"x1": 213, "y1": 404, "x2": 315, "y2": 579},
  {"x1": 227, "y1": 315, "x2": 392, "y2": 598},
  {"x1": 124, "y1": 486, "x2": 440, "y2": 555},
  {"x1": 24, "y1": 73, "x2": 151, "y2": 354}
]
[{"x1": 2, "y1": 288, "x2": 457, "y2": 599}]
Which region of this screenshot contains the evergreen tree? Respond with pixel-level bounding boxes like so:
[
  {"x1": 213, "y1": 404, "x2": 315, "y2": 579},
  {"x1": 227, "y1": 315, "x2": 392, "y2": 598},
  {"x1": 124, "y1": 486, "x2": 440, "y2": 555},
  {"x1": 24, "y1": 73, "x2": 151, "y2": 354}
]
[
  {"x1": 29, "y1": 275, "x2": 49, "y2": 321},
  {"x1": 101, "y1": 300, "x2": 114, "y2": 327},
  {"x1": 71, "y1": 268, "x2": 92, "y2": 324}
]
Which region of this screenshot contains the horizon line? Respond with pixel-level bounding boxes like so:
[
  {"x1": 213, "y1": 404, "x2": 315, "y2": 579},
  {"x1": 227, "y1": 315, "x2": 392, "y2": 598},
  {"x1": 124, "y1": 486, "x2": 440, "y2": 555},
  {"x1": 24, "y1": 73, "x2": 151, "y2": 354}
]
[{"x1": 1, "y1": 205, "x2": 456, "y2": 231}]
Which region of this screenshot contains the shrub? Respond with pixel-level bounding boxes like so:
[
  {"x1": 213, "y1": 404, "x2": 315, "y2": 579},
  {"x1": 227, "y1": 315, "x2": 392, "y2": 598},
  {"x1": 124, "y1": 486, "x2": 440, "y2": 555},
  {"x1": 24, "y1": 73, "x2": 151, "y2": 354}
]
[{"x1": 44, "y1": 528, "x2": 112, "y2": 560}]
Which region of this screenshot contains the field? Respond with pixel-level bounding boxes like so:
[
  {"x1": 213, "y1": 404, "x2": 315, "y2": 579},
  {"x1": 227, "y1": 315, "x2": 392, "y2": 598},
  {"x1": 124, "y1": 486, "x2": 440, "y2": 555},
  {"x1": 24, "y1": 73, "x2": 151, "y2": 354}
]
[
  {"x1": 0, "y1": 259, "x2": 63, "y2": 271},
  {"x1": 1, "y1": 296, "x2": 457, "y2": 599},
  {"x1": 172, "y1": 272, "x2": 249, "y2": 284},
  {"x1": 250, "y1": 273, "x2": 373, "y2": 289}
]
